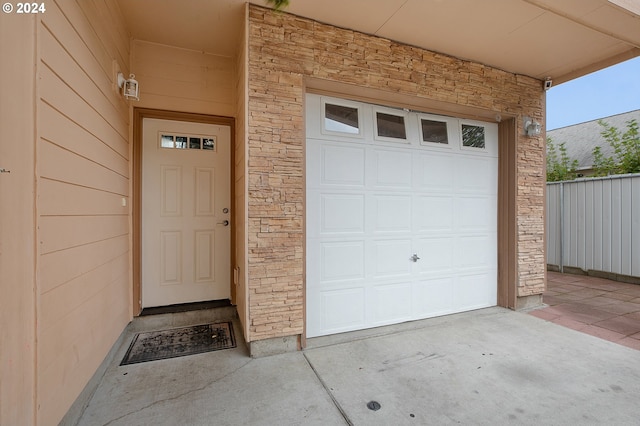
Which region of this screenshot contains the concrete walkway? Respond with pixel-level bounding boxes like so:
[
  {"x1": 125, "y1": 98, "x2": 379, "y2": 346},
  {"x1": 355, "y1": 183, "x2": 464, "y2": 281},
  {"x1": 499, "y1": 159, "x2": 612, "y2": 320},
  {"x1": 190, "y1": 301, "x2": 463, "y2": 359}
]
[
  {"x1": 530, "y1": 271, "x2": 640, "y2": 350},
  {"x1": 76, "y1": 305, "x2": 640, "y2": 425}
]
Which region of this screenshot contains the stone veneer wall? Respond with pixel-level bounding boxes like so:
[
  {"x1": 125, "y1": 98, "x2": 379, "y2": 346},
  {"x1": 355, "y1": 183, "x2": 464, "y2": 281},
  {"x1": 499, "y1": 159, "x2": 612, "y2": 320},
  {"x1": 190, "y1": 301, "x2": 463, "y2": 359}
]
[{"x1": 246, "y1": 5, "x2": 545, "y2": 342}]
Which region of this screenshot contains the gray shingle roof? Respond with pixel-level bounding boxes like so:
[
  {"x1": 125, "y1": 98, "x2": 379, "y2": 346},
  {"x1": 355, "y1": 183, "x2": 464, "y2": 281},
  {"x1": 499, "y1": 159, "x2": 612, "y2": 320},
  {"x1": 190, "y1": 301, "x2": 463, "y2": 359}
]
[{"x1": 547, "y1": 110, "x2": 640, "y2": 171}]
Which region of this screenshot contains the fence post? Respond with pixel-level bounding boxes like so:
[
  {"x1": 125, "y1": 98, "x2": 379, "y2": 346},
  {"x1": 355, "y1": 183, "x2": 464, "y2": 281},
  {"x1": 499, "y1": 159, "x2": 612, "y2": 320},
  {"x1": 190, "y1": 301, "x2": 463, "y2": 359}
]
[{"x1": 559, "y1": 181, "x2": 564, "y2": 273}]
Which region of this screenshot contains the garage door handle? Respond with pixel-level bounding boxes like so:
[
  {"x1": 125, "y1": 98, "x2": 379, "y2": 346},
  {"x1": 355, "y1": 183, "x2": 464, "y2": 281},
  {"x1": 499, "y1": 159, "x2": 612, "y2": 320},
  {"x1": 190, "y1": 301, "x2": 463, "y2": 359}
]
[
  {"x1": 410, "y1": 253, "x2": 420, "y2": 262},
  {"x1": 218, "y1": 220, "x2": 229, "y2": 226}
]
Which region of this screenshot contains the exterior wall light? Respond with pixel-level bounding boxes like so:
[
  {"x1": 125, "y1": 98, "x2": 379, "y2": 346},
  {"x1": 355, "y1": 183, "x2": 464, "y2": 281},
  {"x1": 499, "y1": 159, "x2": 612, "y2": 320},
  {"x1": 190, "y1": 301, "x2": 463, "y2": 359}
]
[
  {"x1": 523, "y1": 116, "x2": 541, "y2": 137},
  {"x1": 117, "y1": 72, "x2": 140, "y2": 101}
]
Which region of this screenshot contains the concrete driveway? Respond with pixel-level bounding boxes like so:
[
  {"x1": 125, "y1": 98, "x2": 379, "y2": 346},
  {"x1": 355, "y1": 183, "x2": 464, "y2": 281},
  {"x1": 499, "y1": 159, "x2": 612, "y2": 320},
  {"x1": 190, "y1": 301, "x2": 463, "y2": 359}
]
[{"x1": 75, "y1": 305, "x2": 640, "y2": 426}]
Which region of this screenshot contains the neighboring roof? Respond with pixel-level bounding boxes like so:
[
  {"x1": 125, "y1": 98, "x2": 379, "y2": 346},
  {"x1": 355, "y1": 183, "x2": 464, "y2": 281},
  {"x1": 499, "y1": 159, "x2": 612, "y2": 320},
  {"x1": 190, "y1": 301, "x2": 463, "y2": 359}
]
[
  {"x1": 547, "y1": 110, "x2": 640, "y2": 170},
  {"x1": 116, "y1": 0, "x2": 640, "y2": 84}
]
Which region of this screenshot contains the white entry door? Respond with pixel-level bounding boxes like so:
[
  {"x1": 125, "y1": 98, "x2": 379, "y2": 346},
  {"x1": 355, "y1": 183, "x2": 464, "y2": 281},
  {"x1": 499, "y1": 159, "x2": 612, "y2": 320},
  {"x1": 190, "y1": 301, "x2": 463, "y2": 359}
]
[
  {"x1": 306, "y1": 94, "x2": 498, "y2": 337},
  {"x1": 142, "y1": 118, "x2": 231, "y2": 307}
]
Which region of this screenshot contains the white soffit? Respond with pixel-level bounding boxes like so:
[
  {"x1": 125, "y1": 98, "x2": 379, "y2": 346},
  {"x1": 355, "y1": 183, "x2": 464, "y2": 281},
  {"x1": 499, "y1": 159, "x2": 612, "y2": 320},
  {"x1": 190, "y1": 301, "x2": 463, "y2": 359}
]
[
  {"x1": 116, "y1": 0, "x2": 640, "y2": 83},
  {"x1": 608, "y1": 0, "x2": 640, "y2": 16}
]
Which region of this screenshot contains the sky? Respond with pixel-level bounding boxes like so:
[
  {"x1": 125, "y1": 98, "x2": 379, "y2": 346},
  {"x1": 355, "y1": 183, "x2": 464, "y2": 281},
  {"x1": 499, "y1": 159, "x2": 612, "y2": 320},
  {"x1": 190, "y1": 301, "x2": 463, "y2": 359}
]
[{"x1": 546, "y1": 56, "x2": 640, "y2": 130}]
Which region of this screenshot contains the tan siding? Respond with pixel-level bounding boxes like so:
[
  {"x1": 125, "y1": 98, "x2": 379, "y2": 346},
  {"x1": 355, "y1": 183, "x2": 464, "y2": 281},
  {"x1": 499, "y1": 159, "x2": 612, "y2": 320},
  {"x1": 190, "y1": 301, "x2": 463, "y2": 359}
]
[
  {"x1": 40, "y1": 28, "x2": 126, "y2": 134},
  {"x1": 38, "y1": 140, "x2": 128, "y2": 195},
  {"x1": 40, "y1": 235, "x2": 129, "y2": 295},
  {"x1": 0, "y1": 13, "x2": 37, "y2": 426},
  {"x1": 39, "y1": 179, "x2": 127, "y2": 216},
  {"x1": 132, "y1": 40, "x2": 235, "y2": 116},
  {"x1": 39, "y1": 255, "x2": 128, "y2": 347},
  {"x1": 36, "y1": 1, "x2": 131, "y2": 425},
  {"x1": 53, "y1": 0, "x2": 118, "y2": 78},
  {"x1": 37, "y1": 281, "x2": 129, "y2": 423},
  {"x1": 39, "y1": 215, "x2": 128, "y2": 254},
  {"x1": 39, "y1": 65, "x2": 128, "y2": 155},
  {"x1": 101, "y1": 0, "x2": 131, "y2": 60},
  {"x1": 39, "y1": 254, "x2": 129, "y2": 337},
  {"x1": 40, "y1": 3, "x2": 124, "y2": 112},
  {"x1": 78, "y1": 0, "x2": 130, "y2": 71},
  {"x1": 40, "y1": 103, "x2": 128, "y2": 177}
]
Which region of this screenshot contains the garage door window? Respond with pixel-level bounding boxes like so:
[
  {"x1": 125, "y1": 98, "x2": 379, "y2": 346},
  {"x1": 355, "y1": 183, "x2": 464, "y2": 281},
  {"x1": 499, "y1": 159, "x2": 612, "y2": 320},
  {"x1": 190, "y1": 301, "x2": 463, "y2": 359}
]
[
  {"x1": 376, "y1": 112, "x2": 407, "y2": 141},
  {"x1": 420, "y1": 119, "x2": 449, "y2": 145},
  {"x1": 324, "y1": 103, "x2": 361, "y2": 135},
  {"x1": 461, "y1": 124, "x2": 486, "y2": 149}
]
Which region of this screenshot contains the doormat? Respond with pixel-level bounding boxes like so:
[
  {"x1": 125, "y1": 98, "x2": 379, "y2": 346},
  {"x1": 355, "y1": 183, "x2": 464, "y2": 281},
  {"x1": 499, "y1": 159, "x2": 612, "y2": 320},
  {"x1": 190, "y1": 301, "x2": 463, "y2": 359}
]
[{"x1": 120, "y1": 322, "x2": 236, "y2": 365}]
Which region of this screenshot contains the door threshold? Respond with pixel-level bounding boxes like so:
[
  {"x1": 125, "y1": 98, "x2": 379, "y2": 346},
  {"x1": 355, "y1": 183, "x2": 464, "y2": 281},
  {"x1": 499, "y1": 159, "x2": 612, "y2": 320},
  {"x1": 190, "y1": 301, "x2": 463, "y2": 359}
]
[{"x1": 140, "y1": 299, "x2": 232, "y2": 316}]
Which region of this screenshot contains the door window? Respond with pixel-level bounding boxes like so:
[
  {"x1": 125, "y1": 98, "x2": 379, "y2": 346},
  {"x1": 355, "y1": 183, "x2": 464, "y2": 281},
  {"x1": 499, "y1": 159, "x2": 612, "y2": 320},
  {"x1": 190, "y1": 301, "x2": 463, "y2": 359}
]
[{"x1": 159, "y1": 133, "x2": 217, "y2": 151}]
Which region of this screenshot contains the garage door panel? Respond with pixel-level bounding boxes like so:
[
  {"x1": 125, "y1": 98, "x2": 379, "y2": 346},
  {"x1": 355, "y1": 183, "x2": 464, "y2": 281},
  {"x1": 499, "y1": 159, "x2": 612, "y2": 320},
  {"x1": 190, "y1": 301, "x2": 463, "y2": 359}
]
[
  {"x1": 455, "y1": 273, "x2": 497, "y2": 309},
  {"x1": 371, "y1": 149, "x2": 413, "y2": 188},
  {"x1": 456, "y1": 196, "x2": 493, "y2": 232},
  {"x1": 414, "y1": 237, "x2": 455, "y2": 275},
  {"x1": 413, "y1": 278, "x2": 455, "y2": 317},
  {"x1": 456, "y1": 235, "x2": 494, "y2": 271},
  {"x1": 455, "y1": 157, "x2": 492, "y2": 194},
  {"x1": 321, "y1": 194, "x2": 365, "y2": 234},
  {"x1": 370, "y1": 282, "x2": 413, "y2": 324},
  {"x1": 306, "y1": 191, "x2": 321, "y2": 239},
  {"x1": 321, "y1": 241, "x2": 365, "y2": 282},
  {"x1": 306, "y1": 238, "x2": 321, "y2": 283},
  {"x1": 321, "y1": 144, "x2": 366, "y2": 186},
  {"x1": 414, "y1": 196, "x2": 455, "y2": 233},
  {"x1": 372, "y1": 195, "x2": 412, "y2": 233},
  {"x1": 415, "y1": 153, "x2": 455, "y2": 192},
  {"x1": 321, "y1": 287, "x2": 366, "y2": 332},
  {"x1": 372, "y1": 239, "x2": 413, "y2": 278},
  {"x1": 306, "y1": 141, "x2": 323, "y2": 187}
]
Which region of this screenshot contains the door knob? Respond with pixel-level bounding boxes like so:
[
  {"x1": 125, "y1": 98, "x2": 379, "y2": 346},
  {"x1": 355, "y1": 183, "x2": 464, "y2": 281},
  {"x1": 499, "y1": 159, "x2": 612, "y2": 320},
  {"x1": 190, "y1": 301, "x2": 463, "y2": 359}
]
[
  {"x1": 410, "y1": 253, "x2": 420, "y2": 262},
  {"x1": 218, "y1": 220, "x2": 229, "y2": 226}
]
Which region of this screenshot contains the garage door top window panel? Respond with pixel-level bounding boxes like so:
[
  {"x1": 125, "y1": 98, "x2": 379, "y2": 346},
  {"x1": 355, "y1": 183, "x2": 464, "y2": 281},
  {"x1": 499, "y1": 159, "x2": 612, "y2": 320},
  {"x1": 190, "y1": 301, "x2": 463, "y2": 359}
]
[
  {"x1": 420, "y1": 119, "x2": 449, "y2": 146},
  {"x1": 323, "y1": 100, "x2": 363, "y2": 138},
  {"x1": 376, "y1": 112, "x2": 407, "y2": 140},
  {"x1": 461, "y1": 123, "x2": 486, "y2": 150},
  {"x1": 374, "y1": 108, "x2": 409, "y2": 144},
  {"x1": 318, "y1": 97, "x2": 493, "y2": 153}
]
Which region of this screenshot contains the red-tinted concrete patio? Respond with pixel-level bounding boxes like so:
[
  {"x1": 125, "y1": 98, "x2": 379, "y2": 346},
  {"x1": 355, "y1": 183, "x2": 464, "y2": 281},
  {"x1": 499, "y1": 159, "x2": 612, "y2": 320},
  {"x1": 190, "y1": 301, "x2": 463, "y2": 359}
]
[{"x1": 530, "y1": 271, "x2": 640, "y2": 351}]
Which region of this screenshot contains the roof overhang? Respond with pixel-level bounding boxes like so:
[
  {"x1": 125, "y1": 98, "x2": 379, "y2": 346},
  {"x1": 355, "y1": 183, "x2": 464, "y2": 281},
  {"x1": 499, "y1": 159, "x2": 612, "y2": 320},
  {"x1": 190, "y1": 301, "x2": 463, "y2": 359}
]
[{"x1": 117, "y1": 0, "x2": 640, "y2": 85}]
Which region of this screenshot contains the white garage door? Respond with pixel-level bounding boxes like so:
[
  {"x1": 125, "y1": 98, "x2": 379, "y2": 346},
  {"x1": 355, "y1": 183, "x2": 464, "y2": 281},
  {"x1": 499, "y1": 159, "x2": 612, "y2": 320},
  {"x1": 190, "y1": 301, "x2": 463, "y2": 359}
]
[{"x1": 306, "y1": 94, "x2": 498, "y2": 338}]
